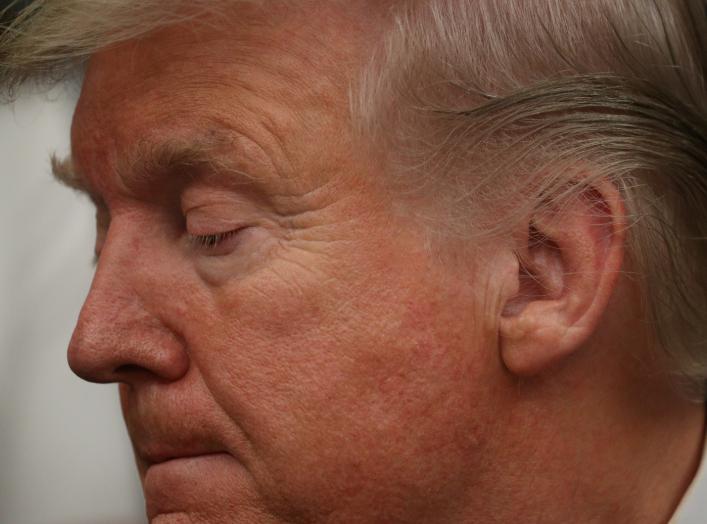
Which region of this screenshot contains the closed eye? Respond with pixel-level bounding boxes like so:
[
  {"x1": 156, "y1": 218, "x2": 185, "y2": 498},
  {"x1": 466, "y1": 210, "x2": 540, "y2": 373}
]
[{"x1": 188, "y1": 228, "x2": 243, "y2": 254}]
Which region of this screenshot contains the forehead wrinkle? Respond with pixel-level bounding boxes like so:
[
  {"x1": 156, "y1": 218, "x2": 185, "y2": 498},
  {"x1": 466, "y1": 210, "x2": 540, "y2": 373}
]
[{"x1": 204, "y1": 107, "x2": 295, "y2": 186}]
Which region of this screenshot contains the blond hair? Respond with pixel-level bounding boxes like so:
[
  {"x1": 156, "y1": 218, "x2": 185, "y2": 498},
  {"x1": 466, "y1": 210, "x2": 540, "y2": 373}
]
[
  {"x1": 356, "y1": 0, "x2": 707, "y2": 396},
  {"x1": 1, "y1": 0, "x2": 706, "y2": 395}
]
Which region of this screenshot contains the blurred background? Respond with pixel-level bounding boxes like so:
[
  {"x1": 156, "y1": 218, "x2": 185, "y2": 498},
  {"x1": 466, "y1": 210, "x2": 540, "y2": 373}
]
[{"x1": 0, "y1": 84, "x2": 146, "y2": 524}]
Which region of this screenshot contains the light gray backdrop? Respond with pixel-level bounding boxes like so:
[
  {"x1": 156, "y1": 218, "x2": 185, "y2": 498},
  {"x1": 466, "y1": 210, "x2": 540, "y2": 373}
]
[{"x1": 0, "y1": 85, "x2": 146, "y2": 524}]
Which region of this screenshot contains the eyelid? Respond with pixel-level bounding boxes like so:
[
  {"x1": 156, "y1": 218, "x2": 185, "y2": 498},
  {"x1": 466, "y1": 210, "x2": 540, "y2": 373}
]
[{"x1": 184, "y1": 206, "x2": 245, "y2": 235}]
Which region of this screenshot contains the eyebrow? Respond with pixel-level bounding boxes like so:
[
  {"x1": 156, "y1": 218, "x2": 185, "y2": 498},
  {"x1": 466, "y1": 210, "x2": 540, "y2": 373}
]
[
  {"x1": 51, "y1": 132, "x2": 259, "y2": 198},
  {"x1": 51, "y1": 153, "x2": 87, "y2": 192}
]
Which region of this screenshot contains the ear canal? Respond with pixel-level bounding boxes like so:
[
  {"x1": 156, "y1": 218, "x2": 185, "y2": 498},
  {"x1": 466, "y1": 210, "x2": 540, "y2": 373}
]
[{"x1": 502, "y1": 224, "x2": 564, "y2": 317}]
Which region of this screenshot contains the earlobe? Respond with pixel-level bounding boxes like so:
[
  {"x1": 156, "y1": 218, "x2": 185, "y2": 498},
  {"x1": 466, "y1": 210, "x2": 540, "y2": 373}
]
[{"x1": 498, "y1": 180, "x2": 626, "y2": 377}]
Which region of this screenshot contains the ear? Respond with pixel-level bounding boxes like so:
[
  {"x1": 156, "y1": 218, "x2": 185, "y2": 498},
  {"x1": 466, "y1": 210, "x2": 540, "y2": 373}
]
[{"x1": 498, "y1": 180, "x2": 626, "y2": 376}]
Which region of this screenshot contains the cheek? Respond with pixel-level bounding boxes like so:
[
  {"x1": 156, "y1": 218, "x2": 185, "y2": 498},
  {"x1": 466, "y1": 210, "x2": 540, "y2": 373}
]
[{"x1": 186, "y1": 244, "x2": 498, "y2": 518}]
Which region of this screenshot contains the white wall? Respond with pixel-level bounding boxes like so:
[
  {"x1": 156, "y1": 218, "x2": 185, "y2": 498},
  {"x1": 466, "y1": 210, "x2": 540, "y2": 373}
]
[{"x1": 0, "y1": 86, "x2": 146, "y2": 524}]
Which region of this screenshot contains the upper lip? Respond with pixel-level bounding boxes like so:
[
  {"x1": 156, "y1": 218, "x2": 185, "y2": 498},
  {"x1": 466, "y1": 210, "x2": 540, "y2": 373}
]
[
  {"x1": 126, "y1": 412, "x2": 229, "y2": 467},
  {"x1": 120, "y1": 385, "x2": 238, "y2": 469}
]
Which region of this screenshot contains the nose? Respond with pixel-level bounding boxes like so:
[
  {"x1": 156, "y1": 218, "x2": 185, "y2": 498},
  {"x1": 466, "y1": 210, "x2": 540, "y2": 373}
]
[{"x1": 68, "y1": 223, "x2": 190, "y2": 385}]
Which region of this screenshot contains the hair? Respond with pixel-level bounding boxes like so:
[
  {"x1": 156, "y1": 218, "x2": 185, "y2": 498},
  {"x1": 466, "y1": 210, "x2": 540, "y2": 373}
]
[
  {"x1": 355, "y1": 0, "x2": 707, "y2": 398},
  {"x1": 1, "y1": 0, "x2": 706, "y2": 396}
]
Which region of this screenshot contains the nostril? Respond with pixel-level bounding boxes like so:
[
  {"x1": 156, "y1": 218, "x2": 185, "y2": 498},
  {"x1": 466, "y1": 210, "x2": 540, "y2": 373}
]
[
  {"x1": 114, "y1": 364, "x2": 148, "y2": 377},
  {"x1": 115, "y1": 364, "x2": 143, "y2": 374}
]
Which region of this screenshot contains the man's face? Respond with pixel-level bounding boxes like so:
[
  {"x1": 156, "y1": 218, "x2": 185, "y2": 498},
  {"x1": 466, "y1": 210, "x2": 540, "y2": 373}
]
[{"x1": 68, "y1": 3, "x2": 505, "y2": 522}]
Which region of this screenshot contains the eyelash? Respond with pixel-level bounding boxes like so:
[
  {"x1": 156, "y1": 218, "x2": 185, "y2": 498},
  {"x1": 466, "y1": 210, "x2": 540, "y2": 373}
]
[{"x1": 188, "y1": 229, "x2": 241, "y2": 250}]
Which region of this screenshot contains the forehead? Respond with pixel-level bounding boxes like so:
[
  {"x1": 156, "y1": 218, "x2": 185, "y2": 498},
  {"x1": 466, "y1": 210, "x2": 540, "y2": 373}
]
[{"x1": 70, "y1": 2, "x2": 377, "y2": 194}]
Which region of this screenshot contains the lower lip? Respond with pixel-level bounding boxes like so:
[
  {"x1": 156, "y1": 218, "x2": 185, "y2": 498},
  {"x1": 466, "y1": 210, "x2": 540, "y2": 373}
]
[{"x1": 143, "y1": 453, "x2": 236, "y2": 517}]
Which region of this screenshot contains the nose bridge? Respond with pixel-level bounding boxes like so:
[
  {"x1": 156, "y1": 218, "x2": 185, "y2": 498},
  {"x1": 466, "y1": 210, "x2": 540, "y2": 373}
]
[
  {"x1": 81, "y1": 213, "x2": 151, "y2": 329},
  {"x1": 68, "y1": 219, "x2": 190, "y2": 384}
]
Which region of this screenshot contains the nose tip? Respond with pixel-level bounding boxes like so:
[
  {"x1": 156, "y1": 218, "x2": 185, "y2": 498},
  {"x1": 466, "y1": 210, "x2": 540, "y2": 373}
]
[
  {"x1": 68, "y1": 283, "x2": 190, "y2": 385},
  {"x1": 67, "y1": 323, "x2": 114, "y2": 384}
]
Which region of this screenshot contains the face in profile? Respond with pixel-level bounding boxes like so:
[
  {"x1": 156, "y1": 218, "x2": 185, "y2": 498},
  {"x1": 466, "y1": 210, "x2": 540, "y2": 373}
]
[{"x1": 66, "y1": 5, "x2": 503, "y2": 523}]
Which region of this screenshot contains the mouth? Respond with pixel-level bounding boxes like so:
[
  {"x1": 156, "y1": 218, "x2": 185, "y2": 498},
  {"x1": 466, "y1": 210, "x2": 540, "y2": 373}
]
[
  {"x1": 143, "y1": 449, "x2": 226, "y2": 466},
  {"x1": 136, "y1": 442, "x2": 230, "y2": 469}
]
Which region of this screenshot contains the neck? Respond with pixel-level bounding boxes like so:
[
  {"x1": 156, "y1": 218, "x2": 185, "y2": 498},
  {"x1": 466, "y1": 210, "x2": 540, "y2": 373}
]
[{"x1": 454, "y1": 354, "x2": 705, "y2": 523}]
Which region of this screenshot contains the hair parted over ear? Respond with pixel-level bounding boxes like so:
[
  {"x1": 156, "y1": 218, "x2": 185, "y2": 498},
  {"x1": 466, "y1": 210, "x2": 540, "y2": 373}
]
[
  {"x1": 498, "y1": 179, "x2": 626, "y2": 377},
  {"x1": 356, "y1": 0, "x2": 707, "y2": 397}
]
